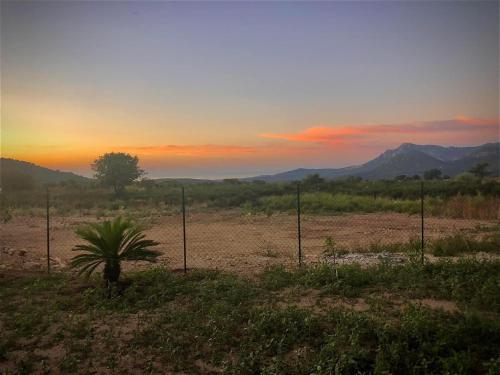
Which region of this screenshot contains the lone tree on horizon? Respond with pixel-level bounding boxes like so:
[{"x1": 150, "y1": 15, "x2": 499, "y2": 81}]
[
  {"x1": 92, "y1": 152, "x2": 144, "y2": 194},
  {"x1": 469, "y1": 162, "x2": 490, "y2": 180},
  {"x1": 423, "y1": 168, "x2": 442, "y2": 180}
]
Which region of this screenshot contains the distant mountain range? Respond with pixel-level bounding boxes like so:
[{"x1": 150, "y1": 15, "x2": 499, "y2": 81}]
[
  {"x1": 247, "y1": 142, "x2": 500, "y2": 182},
  {"x1": 0, "y1": 158, "x2": 89, "y2": 185},
  {"x1": 1, "y1": 142, "x2": 499, "y2": 186}
]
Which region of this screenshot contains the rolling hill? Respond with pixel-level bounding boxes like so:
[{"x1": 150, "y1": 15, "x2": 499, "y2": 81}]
[
  {"x1": 248, "y1": 142, "x2": 500, "y2": 181},
  {"x1": 2, "y1": 142, "x2": 499, "y2": 186},
  {"x1": 0, "y1": 158, "x2": 89, "y2": 187}
]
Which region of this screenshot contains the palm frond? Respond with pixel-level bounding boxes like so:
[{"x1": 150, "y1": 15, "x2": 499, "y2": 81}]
[
  {"x1": 120, "y1": 233, "x2": 161, "y2": 262},
  {"x1": 72, "y1": 244, "x2": 105, "y2": 255},
  {"x1": 70, "y1": 254, "x2": 106, "y2": 268},
  {"x1": 71, "y1": 216, "x2": 163, "y2": 281},
  {"x1": 121, "y1": 248, "x2": 162, "y2": 262},
  {"x1": 78, "y1": 260, "x2": 104, "y2": 279}
]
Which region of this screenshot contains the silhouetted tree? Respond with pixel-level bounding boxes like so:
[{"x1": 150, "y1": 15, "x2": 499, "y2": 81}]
[
  {"x1": 343, "y1": 176, "x2": 363, "y2": 183},
  {"x1": 469, "y1": 163, "x2": 490, "y2": 179},
  {"x1": 455, "y1": 172, "x2": 478, "y2": 184},
  {"x1": 140, "y1": 178, "x2": 158, "y2": 191},
  {"x1": 92, "y1": 153, "x2": 144, "y2": 194},
  {"x1": 302, "y1": 174, "x2": 326, "y2": 191},
  {"x1": 223, "y1": 178, "x2": 241, "y2": 185},
  {"x1": 423, "y1": 169, "x2": 442, "y2": 180},
  {"x1": 252, "y1": 180, "x2": 266, "y2": 185}
]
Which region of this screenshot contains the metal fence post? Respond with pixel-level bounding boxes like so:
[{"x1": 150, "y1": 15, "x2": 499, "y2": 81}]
[
  {"x1": 182, "y1": 186, "x2": 187, "y2": 274},
  {"x1": 297, "y1": 183, "x2": 302, "y2": 267},
  {"x1": 46, "y1": 187, "x2": 51, "y2": 273},
  {"x1": 420, "y1": 180, "x2": 425, "y2": 265}
]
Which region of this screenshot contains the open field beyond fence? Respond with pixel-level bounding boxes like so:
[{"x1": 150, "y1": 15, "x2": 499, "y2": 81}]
[{"x1": 2, "y1": 210, "x2": 498, "y2": 274}]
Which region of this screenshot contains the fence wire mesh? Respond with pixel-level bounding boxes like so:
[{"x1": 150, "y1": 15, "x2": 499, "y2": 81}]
[{"x1": 1, "y1": 181, "x2": 499, "y2": 274}]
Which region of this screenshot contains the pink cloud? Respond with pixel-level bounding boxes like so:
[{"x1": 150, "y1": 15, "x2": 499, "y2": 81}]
[{"x1": 260, "y1": 117, "x2": 499, "y2": 146}]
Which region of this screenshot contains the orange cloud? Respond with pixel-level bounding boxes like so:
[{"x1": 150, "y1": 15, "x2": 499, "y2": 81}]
[
  {"x1": 115, "y1": 143, "x2": 322, "y2": 159},
  {"x1": 454, "y1": 116, "x2": 499, "y2": 126},
  {"x1": 261, "y1": 117, "x2": 499, "y2": 145},
  {"x1": 261, "y1": 126, "x2": 366, "y2": 144},
  {"x1": 116, "y1": 144, "x2": 257, "y2": 157}
]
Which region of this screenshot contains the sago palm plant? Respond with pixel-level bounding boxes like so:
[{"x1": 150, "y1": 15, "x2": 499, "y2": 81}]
[{"x1": 71, "y1": 217, "x2": 161, "y2": 285}]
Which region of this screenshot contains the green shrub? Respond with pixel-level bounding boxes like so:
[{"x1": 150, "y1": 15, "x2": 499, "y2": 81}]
[
  {"x1": 430, "y1": 232, "x2": 500, "y2": 256},
  {"x1": 259, "y1": 192, "x2": 421, "y2": 215}
]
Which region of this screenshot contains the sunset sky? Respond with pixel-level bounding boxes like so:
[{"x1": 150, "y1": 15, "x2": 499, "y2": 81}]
[{"x1": 1, "y1": 1, "x2": 499, "y2": 178}]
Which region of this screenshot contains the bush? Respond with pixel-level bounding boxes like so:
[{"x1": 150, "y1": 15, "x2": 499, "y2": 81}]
[
  {"x1": 259, "y1": 193, "x2": 420, "y2": 214},
  {"x1": 430, "y1": 232, "x2": 500, "y2": 256}
]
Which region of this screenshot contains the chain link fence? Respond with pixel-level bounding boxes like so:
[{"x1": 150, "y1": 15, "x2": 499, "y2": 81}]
[{"x1": 1, "y1": 182, "x2": 499, "y2": 274}]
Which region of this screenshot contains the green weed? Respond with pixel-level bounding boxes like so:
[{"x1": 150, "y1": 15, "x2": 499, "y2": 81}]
[
  {"x1": 1, "y1": 259, "x2": 500, "y2": 373},
  {"x1": 430, "y1": 231, "x2": 500, "y2": 256}
]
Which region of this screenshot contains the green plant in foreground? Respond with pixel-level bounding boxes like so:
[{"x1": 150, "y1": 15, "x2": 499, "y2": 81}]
[
  {"x1": 71, "y1": 217, "x2": 161, "y2": 285},
  {"x1": 323, "y1": 237, "x2": 349, "y2": 279},
  {"x1": 323, "y1": 237, "x2": 348, "y2": 260}
]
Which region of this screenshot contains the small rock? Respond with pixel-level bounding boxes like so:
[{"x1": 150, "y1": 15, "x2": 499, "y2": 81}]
[
  {"x1": 51, "y1": 257, "x2": 67, "y2": 268},
  {"x1": 25, "y1": 261, "x2": 42, "y2": 268},
  {"x1": 18, "y1": 250, "x2": 27, "y2": 257}
]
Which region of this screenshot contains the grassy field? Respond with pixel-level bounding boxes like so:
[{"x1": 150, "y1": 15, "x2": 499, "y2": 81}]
[{"x1": 1, "y1": 259, "x2": 499, "y2": 374}]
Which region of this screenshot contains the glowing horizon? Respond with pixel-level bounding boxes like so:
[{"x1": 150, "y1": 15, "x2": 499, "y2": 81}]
[
  {"x1": 1, "y1": 1, "x2": 498, "y2": 178},
  {"x1": 3, "y1": 115, "x2": 498, "y2": 179}
]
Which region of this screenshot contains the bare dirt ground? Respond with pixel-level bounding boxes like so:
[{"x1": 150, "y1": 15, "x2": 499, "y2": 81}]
[{"x1": 1, "y1": 211, "x2": 496, "y2": 274}]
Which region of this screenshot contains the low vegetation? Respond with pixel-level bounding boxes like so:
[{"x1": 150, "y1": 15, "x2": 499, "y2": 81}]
[
  {"x1": 256, "y1": 192, "x2": 500, "y2": 219},
  {"x1": 319, "y1": 226, "x2": 500, "y2": 258},
  {"x1": 259, "y1": 192, "x2": 421, "y2": 214},
  {"x1": 1, "y1": 259, "x2": 499, "y2": 374},
  {"x1": 2, "y1": 175, "x2": 500, "y2": 221},
  {"x1": 429, "y1": 231, "x2": 500, "y2": 256}
]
